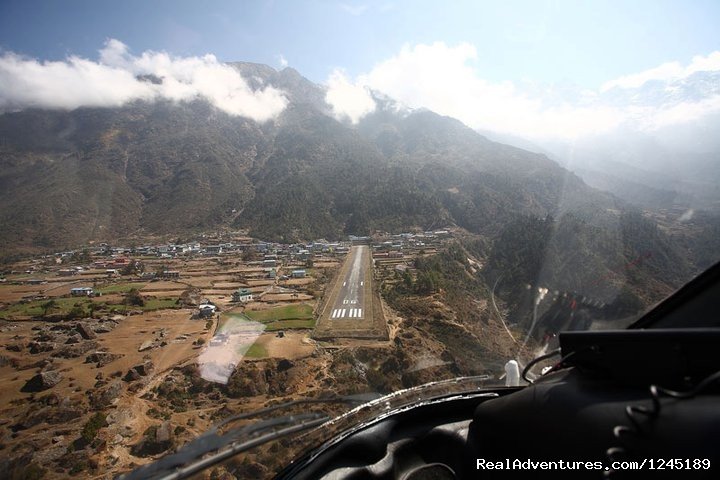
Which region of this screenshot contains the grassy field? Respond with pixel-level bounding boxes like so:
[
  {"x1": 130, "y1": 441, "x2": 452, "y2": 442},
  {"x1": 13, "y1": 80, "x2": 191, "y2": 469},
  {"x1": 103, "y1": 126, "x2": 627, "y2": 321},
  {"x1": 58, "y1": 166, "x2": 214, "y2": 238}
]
[
  {"x1": 0, "y1": 295, "x2": 178, "y2": 318},
  {"x1": 245, "y1": 304, "x2": 313, "y2": 323},
  {"x1": 223, "y1": 305, "x2": 315, "y2": 332},
  {"x1": 0, "y1": 296, "x2": 91, "y2": 317},
  {"x1": 243, "y1": 343, "x2": 268, "y2": 358},
  {"x1": 264, "y1": 319, "x2": 315, "y2": 331}
]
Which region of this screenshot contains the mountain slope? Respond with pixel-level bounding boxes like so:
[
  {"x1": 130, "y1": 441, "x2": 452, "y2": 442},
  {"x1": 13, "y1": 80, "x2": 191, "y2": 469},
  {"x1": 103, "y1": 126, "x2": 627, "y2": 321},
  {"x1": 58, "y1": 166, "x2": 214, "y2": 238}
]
[{"x1": 1, "y1": 63, "x2": 616, "y2": 254}]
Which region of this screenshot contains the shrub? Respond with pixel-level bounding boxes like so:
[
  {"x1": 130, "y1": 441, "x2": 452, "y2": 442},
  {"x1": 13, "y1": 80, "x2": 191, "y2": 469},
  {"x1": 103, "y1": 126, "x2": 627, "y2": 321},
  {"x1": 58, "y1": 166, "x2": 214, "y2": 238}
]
[{"x1": 80, "y1": 412, "x2": 107, "y2": 443}]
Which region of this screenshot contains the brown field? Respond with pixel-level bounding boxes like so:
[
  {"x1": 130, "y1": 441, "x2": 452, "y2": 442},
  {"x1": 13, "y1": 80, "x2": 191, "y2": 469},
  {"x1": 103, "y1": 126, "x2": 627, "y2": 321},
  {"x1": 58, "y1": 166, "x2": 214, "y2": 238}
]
[
  {"x1": 0, "y1": 309, "x2": 206, "y2": 411},
  {"x1": 140, "y1": 281, "x2": 187, "y2": 291},
  {"x1": 282, "y1": 277, "x2": 314, "y2": 286},
  {"x1": 262, "y1": 293, "x2": 314, "y2": 302},
  {"x1": 254, "y1": 331, "x2": 315, "y2": 359}
]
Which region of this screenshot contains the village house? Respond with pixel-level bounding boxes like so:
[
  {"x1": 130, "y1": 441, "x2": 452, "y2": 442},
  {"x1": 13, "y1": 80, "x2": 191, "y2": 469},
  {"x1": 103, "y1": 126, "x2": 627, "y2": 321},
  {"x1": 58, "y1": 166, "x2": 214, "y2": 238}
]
[
  {"x1": 70, "y1": 287, "x2": 94, "y2": 296},
  {"x1": 232, "y1": 288, "x2": 253, "y2": 303},
  {"x1": 205, "y1": 245, "x2": 223, "y2": 255},
  {"x1": 198, "y1": 300, "x2": 217, "y2": 318}
]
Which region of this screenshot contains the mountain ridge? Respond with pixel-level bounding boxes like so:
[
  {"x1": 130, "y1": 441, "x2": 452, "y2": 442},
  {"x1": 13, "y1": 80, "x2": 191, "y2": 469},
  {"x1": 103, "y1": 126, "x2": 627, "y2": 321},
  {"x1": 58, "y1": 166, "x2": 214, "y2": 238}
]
[{"x1": 1, "y1": 62, "x2": 618, "y2": 255}]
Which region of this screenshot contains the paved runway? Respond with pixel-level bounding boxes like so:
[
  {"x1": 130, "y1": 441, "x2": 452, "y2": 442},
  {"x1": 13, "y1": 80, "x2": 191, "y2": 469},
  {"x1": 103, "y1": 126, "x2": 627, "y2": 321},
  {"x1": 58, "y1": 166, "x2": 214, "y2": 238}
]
[{"x1": 329, "y1": 245, "x2": 368, "y2": 320}]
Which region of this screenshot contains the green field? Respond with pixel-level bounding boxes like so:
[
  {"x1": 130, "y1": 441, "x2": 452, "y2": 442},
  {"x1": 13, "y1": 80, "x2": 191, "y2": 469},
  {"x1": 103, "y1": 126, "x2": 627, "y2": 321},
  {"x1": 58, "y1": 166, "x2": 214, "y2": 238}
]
[
  {"x1": 0, "y1": 296, "x2": 90, "y2": 317},
  {"x1": 245, "y1": 304, "x2": 313, "y2": 323},
  {"x1": 222, "y1": 304, "x2": 316, "y2": 332},
  {"x1": 0, "y1": 294, "x2": 178, "y2": 319},
  {"x1": 243, "y1": 343, "x2": 268, "y2": 358},
  {"x1": 264, "y1": 319, "x2": 315, "y2": 331}
]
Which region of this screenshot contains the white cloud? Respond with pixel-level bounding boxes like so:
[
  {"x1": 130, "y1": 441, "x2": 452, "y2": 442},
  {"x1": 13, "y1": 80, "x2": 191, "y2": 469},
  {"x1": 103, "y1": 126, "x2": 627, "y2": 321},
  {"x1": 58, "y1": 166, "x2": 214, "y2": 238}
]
[
  {"x1": 325, "y1": 69, "x2": 376, "y2": 123},
  {"x1": 0, "y1": 52, "x2": 154, "y2": 111},
  {"x1": 0, "y1": 39, "x2": 288, "y2": 122},
  {"x1": 331, "y1": 42, "x2": 623, "y2": 139},
  {"x1": 643, "y1": 95, "x2": 720, "y2": 130},
  {"x1": 277, "y1": 54, "x2": 289, "y2": 68},
  {"x1": 600, "y1": 61, "x2": 684, "y2": 92},
  {"x1": 325, "y1": 42, "x2": 720, "y2": 140},
  {"x1": 601, "y1": 51, "x2": 720, "y2": 92}
]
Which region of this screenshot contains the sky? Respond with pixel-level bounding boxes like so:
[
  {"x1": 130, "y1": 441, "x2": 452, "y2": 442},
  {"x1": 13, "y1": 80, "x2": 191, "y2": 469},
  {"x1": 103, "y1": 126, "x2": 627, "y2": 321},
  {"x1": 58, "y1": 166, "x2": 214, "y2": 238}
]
[{"x1": 1, "y1": 0, "x2": 719, "y2": 139}]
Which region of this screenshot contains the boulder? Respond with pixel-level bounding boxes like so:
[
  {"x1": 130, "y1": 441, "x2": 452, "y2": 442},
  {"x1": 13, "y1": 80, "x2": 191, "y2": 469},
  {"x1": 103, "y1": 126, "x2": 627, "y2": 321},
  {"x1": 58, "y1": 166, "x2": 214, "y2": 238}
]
[
  {"x1": 138, "y1": 340, "x2": 154, "y2": 352},
  {"x1": 124, "y1": 360, "x2": 154, "y2": 381},
  {"x1": 90, "y1": 381, "x2": 123, "y2": 409},
  {"x1": 156, "y1": 420, "x2": 171, "y2": 443},
  {"x1": 34, "y1": 331, "x2": 57, "y2": 342},
  {"x1": 52, "y1": 341, "x2": 98, "y2": 359},
  {"x1": 29, "y1": 341, "x2": 56, "y2": 354},
  {"x1": 135, "y1": 360, "x2": 154, "y2": 376},
  {"x1": 93, "y1": 324, "x2": 113, "y2": 334},
  {"x1": 131, "y1": 421, "x2": 174, "y2": 457},
  {"x1": 85, "y1": 351, "x2": 122, "y2": 367},
  {"x1": 21, "y1": 370, "x2": 63, "y2": 392},
  {"x1": 76, "y1": 323, "x2": 97, "y2": 340}
]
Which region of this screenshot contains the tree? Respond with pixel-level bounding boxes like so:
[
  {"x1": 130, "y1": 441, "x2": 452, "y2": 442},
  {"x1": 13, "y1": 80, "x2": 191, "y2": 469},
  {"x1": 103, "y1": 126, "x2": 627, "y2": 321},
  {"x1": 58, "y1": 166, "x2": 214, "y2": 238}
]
[
  {"x1": 67, "y1": 304, "x2": 87, "y2": 319},
  {"x1": 415, "y1": 271, "x2": 440, "y2": 294},
  {"x1": 81, "y1": 412, "x2": 108, "y2": 443},
  {"x1": 402, "y1": 271, "x2": 414, "y2": 291},
  {"x1": 42, "y1": 299, "x2": 57, "y2": 317},
  {"x1": 125, "y1": 288, "x2": 145, "y2": 307}
]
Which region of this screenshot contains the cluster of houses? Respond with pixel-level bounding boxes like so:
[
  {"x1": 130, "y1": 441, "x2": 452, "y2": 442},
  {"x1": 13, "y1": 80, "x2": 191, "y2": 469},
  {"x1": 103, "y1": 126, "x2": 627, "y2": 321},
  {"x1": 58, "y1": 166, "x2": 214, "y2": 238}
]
[
  {"x1": 41, "y1": 235, "x2": 365, "y2": 270},
  {"x1": 86, "y1": 240, "x2": 352, "y2": 260},
  {"x1": 371, "y1": 230, "x2": 456, "y2": 281},
  {"x1": 371, "y1": 230, "x2": 451, "y2": 259}
]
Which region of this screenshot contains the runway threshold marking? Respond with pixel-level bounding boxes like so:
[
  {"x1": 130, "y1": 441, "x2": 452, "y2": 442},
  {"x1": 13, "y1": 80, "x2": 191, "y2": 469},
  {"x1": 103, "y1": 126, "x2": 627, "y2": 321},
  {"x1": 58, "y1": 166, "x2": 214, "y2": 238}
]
[{"x1": 330, "y1": 307, "x2": 363, "y2": 319}]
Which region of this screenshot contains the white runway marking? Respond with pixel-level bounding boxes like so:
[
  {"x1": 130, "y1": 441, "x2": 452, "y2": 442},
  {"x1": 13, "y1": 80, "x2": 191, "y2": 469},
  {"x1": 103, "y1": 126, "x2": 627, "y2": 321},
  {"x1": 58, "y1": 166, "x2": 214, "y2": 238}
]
[
  {"x1": 361, "y1": 281, "x2": 364, "y2": 286},
  {"x1": 331, "y1": 307, "x2": 364, "y2": 319},
  {"x1": 350, "y1": 300, "x2": 356, "y2": 304}
]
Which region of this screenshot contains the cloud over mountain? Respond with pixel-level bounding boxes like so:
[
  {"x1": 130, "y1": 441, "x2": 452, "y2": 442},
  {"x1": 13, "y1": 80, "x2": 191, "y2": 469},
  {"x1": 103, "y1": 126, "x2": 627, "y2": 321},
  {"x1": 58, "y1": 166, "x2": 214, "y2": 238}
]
[
  {"x1": 325, "y1": 69, "x2": 376, "y2": 123},
  {"x1": 0, "y1": 39, "x2": 288, "y2": 122},
  {"x1": 324, "y1": 42, "x2": 720, "y2": 141},
  {"x1": 600, "y1": 51, "x2": 720, "y2": 92}
]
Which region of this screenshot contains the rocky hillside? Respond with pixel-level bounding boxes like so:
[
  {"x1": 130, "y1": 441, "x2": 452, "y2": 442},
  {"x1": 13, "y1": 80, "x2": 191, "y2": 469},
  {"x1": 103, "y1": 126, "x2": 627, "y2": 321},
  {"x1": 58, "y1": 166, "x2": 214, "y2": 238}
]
[{"x1": 1, "y1": 63, "x2": 616, "y2": 256}]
